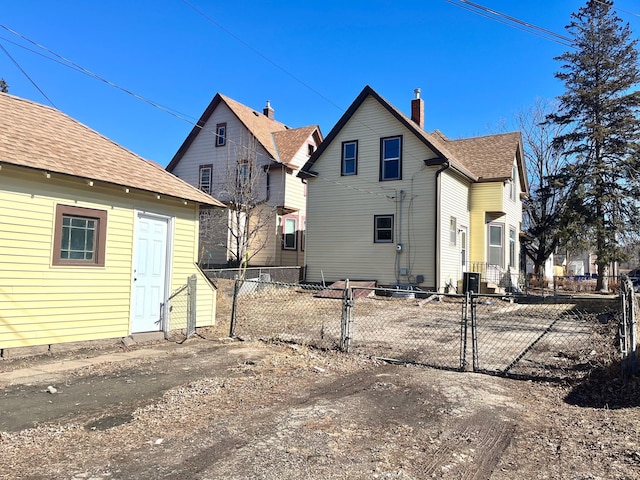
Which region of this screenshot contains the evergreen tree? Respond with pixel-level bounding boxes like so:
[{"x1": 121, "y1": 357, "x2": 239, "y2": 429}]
[{"x1": 548, "y1": 0, "x2": 640, "y2": 292}]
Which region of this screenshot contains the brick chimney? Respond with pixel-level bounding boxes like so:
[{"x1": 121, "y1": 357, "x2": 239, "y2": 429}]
[
  {"x1": 411, "y1": 88, "x2": 424, "y2": 129},
  {"x1": 263, "y1": 100, "x2": 274, "y2": 119}
]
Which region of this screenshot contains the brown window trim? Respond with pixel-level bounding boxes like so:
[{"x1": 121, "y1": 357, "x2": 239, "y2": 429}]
[
  {"x1": 199, "y1": 164, "x2": 213, "y2": 194},
  {"x1": 52, "y1": 204, "x2": 107, "y2": 267},
  {"x1": 215, "y1": 123, "x2": 227, "y2": 147}
]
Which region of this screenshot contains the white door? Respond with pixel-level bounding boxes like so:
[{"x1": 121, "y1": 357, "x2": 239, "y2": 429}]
[{"x1": 131, "y1": 213, "x2": 169, "y2": 333}]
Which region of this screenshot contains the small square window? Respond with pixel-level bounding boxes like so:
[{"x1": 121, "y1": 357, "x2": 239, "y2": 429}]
[
  {"x1": 374, "y1": 215, "x2": 394, "y2": 243},
  {"x1": 215, "y1": 123, "x2": 226, "y2": 147},
  {"x1": 341, "y1": 140, "x2": 358, "y2": 176},
  {"x1": 199, "y1": 164, "x2": 213, "y2": 194},
  {"x1": 380, "y1": 136, "x2": 402, "y2": 181},
  {"x1": 53, "y1": 205, "x2": 107, "y2": 267}
]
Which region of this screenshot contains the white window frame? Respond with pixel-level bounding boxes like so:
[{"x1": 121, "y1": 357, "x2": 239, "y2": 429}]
[
  {"x1": 488, "y1": 223, "x2": 504, "y2": 267},
  {"x1": 341, "y1": 140, "x2": 358, "y2": 176},
  {"x1": 509, "y1": 226, "x2": 517, "y2": 269},
  {"x1": 450, "y1": 217, "x2": 457, "y2": 246},
  {"x1": 283, "y1": 217, "x2": 297, "y2": 250},
  {"x1": 199, "y1": 164, "x2": 213, "y2": 194}
]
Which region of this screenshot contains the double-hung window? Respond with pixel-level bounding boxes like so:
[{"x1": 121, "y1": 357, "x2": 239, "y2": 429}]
[
  {"x1": 236, "y1": 161, "x2": 250, "y2": 191},
  {"x1": 380, "y1": 136, "x2": 402, "y2": 181},
  {"x1": 489, "y1": 223, "x2": 504, "y2": 267},
  {"x1": 199, "y1": 164, "x2": 213, "y2": 194},
  {"x1": 374, "y1": 215, "x2": 394, "y2": 243},
  {"x1": 450, "y1": 217, "x2": 457, "y2": 246},
  {"x1": 215, "y1": 123, "x2": 226, "y2": 147},
  {"x1": 53, "y1": 205, "x2": 107, "y2": 267},
  {"x1": 341, "y1": 140, "x2": 358, "y2": 176},
  {"x1": 283, "y1": 217, "x2": 297, "y2": 250},
  {"x1": 509, "y1": 227, "x2": 517, "y2": 268}
]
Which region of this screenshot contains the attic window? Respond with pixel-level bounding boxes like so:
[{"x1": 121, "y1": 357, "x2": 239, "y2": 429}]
[
  {"x1": 308, "y1": 144, "x2": 315, "y2": 156},
  {"x1": 53, "y1": 205, "x2": 107, "y2": 267},
  {"x1": 215, "y1": 123, "x2": 226, "y2": 147}
]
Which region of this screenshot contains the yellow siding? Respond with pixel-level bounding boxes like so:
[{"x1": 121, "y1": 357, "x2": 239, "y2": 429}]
[
  {"x1": 0, "y1": 166, "x2": 215, "y2": 348},
  {"x1": 305, "y1": 96, "x2": 438, "y2": 286},
  {"x1": 468, "y1": 158, "x2": 523, "y2": 275}
]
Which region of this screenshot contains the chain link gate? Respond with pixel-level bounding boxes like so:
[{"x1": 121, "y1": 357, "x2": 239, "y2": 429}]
[
  {"x1": 230, "y1": 279, "x2": 621, "y2": 380},
  {"x1": 160, "y1": 274, "x2": 197, "y2": 341}
]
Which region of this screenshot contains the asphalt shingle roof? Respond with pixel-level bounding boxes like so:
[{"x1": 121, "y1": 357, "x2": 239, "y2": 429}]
[
  {"x1": 0, "y1": 92, "x2": 223, "y2": 206},
  {"x1": 167, "y1": 93, "x2": 321, "y2": 171}
]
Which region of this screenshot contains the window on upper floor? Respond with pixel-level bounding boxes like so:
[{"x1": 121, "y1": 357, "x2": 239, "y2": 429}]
[
  {"x1": 308, "y1": 144, "x2": 315, "y2": 156},
  {"x1": 509, "y1": 164, "x2": 517, "y2": 201},
  {"x1": 236, "y1": 161, "x2": 251, "y2": 191},
  {"x1": 380, "y1": 136, "x2": 402, "y2": 181},
  {"x1": 199, "y1": 164, "x2": 213, "y2": 194},
  {"x1": 53, "y1": 205, "x2": 107, "y2": 267},
  {"x1": 374, "y1": 215, "x2": 394, "y2": 243},
  {"x1": 341, "y1": 140, "x2": 358, "y2": 176},
  {"x1": 215, "y1": 123, "x2": 227, "y2": 147}
]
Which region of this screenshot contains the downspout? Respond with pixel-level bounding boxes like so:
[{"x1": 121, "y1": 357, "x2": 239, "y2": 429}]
[{"x1": 434, "y1": 162, "x2": 450, "y2": 292}]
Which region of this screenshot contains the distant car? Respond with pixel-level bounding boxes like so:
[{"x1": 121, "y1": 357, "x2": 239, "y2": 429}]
[{"x1": 627, "y1": 268, "x2": 640, "y2": 279}]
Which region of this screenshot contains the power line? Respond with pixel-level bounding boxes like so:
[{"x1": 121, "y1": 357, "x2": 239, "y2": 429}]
[
  {"x1": 446, "y1": 0, "x2": 574, "y2": 48},
  {"x1": 0, "y1": 41, "x2": 56, "y2": 108}
]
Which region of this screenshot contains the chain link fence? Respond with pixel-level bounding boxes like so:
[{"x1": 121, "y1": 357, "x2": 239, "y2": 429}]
[
  {"x1": 230, "y1": 279, "x2": 627, "y2": 381},
  {"x1": 161, "y1": 275, "x2": 197, "y2": 342}
]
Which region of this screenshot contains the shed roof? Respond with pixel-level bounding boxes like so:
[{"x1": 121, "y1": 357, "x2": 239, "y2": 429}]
[{"x1": 0, "y1": 92, "x2": 223, "y2": 206}]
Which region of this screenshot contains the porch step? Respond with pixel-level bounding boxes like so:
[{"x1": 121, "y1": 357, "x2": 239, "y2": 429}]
[{"x1": 482, "y1": 281, "x2": 505, "y2": 295}]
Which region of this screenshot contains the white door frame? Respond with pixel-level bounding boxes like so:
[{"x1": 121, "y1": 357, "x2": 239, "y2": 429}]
[{"x1": 130, "y1": 211, "x2": 174, "y2": 333}]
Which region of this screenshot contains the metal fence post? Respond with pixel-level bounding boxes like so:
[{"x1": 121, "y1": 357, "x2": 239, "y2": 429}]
[
  {"x1": 341, "y1": 279, "x2": 353, "y2": 352},
  {"x1": 229, "y1": 279, "x2": 241, "y2": 337},
  {"x1": 460, "y1": 293, "x2": 469, "y2": 371},
  {"x1": 470, "y1": 292, "x2": 479, "y2": 372},
  {"x1": 186, "y1": 274, "x2": 197, "y2": 338}
]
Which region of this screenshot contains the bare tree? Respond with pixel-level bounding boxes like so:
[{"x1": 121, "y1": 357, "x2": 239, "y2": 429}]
[
  {"x1": 199, "y1": 135, "x2": 277, "y2": 277},
  {"x1": 516, "y1": 98, "x2": 569, "y2": 282}
]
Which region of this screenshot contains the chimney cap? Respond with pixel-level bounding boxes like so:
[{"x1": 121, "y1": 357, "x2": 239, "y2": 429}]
[{"x1": 414, "y1": 88, "x2": 421, "y2": 99}]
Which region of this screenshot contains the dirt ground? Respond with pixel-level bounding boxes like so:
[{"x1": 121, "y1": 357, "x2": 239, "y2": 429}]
[{"x1": 1, "y1": 332, "x2": 640, "y2": 480}]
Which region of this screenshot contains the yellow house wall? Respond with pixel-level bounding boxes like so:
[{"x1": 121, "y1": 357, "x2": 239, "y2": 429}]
[
  {"x1": 468, "y1": 159, "x2": 523, "y2": 274},
  {"x1": 0, "y1": 166, "x2": 215, "y2": 349},
  {"x1": 305, "y1": 96, "x2": 438, "y2": 286}
]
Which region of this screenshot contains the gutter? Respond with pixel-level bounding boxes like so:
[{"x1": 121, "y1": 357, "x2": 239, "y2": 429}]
[{"x1": 433, "y1": 161, "x2": 450, "y2": 292}]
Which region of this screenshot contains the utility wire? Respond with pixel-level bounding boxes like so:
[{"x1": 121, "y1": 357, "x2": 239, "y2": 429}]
[
  {"x1": 446, "y1": 0, "x2": 574, "y2": 48},
  {"x1": 0, "y1": 40, "x2": 56, "y2": 108}
]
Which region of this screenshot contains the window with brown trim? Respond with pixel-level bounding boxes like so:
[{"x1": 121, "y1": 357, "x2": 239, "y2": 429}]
[
  {"x1": 215, "y1": 123, "x2": 227, "y2": 147},
  {"x1": 52, "y1": 205, "x2": 107, "y2": 267},
  {"x1": 199, "y1": 164, "x2": 213, "y2": 194}
]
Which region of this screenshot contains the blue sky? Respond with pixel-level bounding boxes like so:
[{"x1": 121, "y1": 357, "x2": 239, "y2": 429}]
[{"x1": 1, "y1": 1, "x2": 639, "y2": 167}]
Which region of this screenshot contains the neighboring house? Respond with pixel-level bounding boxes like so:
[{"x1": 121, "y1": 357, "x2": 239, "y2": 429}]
[
  {"x1": 167, "y1": 93, "x2": 322, "y2": 268},
  {"x1": 299, "y1": 86, "x2": 528, "y2": 292},
  {"x1": 0, "y1": 92, "x2": 224, "y2": 353}
]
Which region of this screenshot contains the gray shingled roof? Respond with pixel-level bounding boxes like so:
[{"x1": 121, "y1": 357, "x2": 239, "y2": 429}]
[{"x1": 0, "y1": 92, "x2": 223, "y2": 206}]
